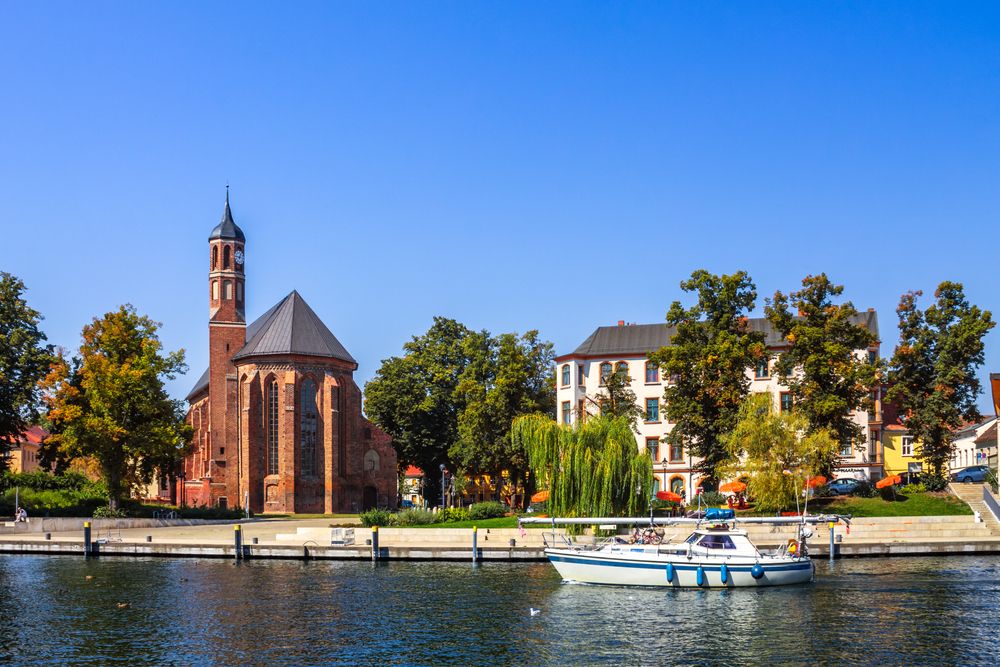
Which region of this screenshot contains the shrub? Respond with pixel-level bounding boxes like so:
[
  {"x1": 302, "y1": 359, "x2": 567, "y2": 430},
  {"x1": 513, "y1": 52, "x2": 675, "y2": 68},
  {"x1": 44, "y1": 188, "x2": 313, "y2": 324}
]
[
  {"x1": 359, "y1": 508, "x2": 392, "y2": 527},
  {"x1": 438, "y1": 507, "x2": 471, "y2": 523},
  {"x1": 900, "y1": 482, "x2": 926, "y2": 495},
  {"x1": 918, "y1": 474, "x2": 949, "y2": 492},
  {"x1": 468, "y1": 501, "x2": 507, "y2": 520},
  {"x1": 93, "y1": 505, "x2": 129, "y2": 518},
  {"x1": 695, "y1": 491, "x2": 726, "y2": 506},
  {"x1": 390, "y1": 509, "x2": 436, "y2": 526},
  {"x1": 853, "y1": 480, "x2": 877, "y2": 498}
]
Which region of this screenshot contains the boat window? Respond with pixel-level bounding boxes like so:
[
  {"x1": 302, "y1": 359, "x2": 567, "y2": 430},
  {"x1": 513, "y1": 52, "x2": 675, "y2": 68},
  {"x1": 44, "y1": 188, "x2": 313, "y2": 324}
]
[
  {"x1": 685, "y1": 533, "x2": 700, "y2": 544},
  {"x1": 698, "y1": 534, "x2": 737, "y2": 550}
]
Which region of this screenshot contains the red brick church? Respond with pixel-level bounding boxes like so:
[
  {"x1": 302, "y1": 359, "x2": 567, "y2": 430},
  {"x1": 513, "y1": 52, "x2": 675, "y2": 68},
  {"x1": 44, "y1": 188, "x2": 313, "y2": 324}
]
[{"x1": 180, "y1": 193, "x2": 397, "y2": 513}]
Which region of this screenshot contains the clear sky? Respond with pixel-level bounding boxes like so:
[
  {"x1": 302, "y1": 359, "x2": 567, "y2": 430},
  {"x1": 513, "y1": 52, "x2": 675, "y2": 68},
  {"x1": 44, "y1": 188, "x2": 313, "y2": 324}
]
[{"x1": 2, "y1": 2, "x2": 999, "y2": 409}]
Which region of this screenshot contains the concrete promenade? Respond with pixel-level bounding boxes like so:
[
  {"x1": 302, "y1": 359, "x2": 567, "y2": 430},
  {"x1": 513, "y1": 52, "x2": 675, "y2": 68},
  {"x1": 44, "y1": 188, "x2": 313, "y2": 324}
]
[{"x1": 3, "y1": 509, "x2": 1000, "y2": 561}]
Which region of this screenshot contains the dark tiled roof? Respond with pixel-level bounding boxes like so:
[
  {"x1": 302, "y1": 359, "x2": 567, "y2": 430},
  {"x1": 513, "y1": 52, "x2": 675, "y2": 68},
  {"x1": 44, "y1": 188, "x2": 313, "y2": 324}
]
[
  {"x1": 186, "y1": 291, "x2": 356, "y2": 401},
  {"x1": 232, "y1": 290, "x2": 356, "y2": 364},
  {"x1": 566, "y1": 311, "x2": 879, "y2": 358},
  {"x1": 209, "y1": 194, "x2": 245, "y2": 243}
]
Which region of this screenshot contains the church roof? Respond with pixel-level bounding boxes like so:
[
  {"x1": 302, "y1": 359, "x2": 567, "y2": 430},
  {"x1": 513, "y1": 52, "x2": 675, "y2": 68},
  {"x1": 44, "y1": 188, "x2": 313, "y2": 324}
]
[
  {"x1": 185, "y1": 291, "x2": 357, "y2": 401},
  {"x1": 209, "y1": 192, "x2": 245, "y2": 243}
]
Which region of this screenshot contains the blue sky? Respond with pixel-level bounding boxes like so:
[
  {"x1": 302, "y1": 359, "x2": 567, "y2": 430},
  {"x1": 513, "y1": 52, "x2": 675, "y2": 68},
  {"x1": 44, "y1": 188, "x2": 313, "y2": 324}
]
[{"x1": 2, "y1": 2, "x2": 999, "y2": 409}]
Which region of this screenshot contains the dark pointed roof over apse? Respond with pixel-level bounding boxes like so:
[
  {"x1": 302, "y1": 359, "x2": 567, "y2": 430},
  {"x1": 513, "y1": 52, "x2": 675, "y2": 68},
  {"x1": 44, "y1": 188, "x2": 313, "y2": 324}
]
[
  {"x1": 186, "y1": 291, "x2": 357, "y2": 401},
  {"x1": 232, "y1": 290, "x2": 356, "y2": 364},
  {"x1": 208, "y1": 188, "x2": 246, "y2": 242}
]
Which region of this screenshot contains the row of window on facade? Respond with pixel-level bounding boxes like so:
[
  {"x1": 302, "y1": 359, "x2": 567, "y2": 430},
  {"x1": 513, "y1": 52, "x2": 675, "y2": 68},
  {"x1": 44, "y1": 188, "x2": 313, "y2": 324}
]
[
  {"x1": 559, "y1": 357, "x2": 800, "y2": 390},
  {"x1": 211, "y1": 279, "x2": 243, "y2": 302},
  {"x1": 211, "y1": 245, "x2": 242, "y2": 271},
  {"x1": 265, "y1": 379, "x2": 319, "y2": 477},
  {"x1": 560, "y1": 392, "x2": 796, "y2": 426}
]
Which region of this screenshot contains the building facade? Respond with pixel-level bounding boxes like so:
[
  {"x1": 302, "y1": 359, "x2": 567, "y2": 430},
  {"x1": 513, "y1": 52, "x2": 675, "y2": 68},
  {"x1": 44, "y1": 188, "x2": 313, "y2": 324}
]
[
  {"x1": 180, "y1": 195, "x2": 397, "y2": 513},
  {"x1": 554, "y1": 314, "x2": 883, "y2": 497},
  {"x1": 950, "y1": 417, "x2": 997, "y2": 473},
  {"x1": 4, "y1": 426, "x2": 48, "y2": 474}
]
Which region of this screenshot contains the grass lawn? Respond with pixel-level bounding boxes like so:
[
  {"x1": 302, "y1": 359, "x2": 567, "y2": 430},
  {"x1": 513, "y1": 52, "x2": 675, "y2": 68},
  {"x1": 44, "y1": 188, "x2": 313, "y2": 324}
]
[
  {"x1": 808, "y1": 492, "x2": 973, "y2": 517},
  {"x1": 411, "y1": 516, "x2": 522, "y2": 529}
]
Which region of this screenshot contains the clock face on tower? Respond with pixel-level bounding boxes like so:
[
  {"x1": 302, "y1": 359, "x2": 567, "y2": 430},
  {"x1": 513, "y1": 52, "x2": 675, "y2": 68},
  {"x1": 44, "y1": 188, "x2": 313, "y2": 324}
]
[{"x1": 234, "y1": 249, "x2": 244, "y2": 265}]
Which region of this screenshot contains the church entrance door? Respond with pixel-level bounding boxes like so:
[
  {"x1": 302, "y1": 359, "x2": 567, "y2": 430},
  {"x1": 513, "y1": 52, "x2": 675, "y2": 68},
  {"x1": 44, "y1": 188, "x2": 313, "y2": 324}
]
[{"x1": 362, "y1": 485, "x2": 378, "y2": 510}]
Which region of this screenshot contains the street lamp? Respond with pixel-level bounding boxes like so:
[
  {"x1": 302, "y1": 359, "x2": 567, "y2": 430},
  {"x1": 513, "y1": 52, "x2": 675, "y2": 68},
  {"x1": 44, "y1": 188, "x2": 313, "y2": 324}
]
[{"x1": 439, "y1": 464, "x2": 447, "y2": 509}]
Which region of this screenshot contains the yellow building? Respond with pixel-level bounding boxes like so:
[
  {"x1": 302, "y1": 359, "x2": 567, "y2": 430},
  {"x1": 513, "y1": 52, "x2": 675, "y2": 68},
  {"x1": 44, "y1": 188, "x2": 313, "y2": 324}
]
[
  {"x1": 881, "y1": 427, "x2": 923, "y2": 478},
  {"x1": 5, "y1": 426, "x2": 48, "y2": 473}
]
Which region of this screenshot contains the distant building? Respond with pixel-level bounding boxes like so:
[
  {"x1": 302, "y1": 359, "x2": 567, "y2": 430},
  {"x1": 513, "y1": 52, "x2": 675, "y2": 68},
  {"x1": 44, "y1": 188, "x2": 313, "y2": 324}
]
[
  {"x1": 4, "y1": 426, "x2": 48, "y2": 473},
  {"x1": 950, "y1": 417, "x2": 997, "y2": 473},
  {"x1": 402, "y1": 466, "x2": 425, "y2": 507},
  {"x1": 181, "y1": 193, "x2": 397, "y2": 513},
  {"x1": 880, "y1": 400, "x2": 922, "y2": 479},
  {"x1": 555, "y1": 313, "x2": 882, "y2": 496}
]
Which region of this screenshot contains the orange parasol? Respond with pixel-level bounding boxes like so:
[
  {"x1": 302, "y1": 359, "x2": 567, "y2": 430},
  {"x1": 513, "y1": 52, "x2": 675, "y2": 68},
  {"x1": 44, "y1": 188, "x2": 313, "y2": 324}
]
[
  {"x1": 805, "y1": 476, "x2": 828, "y2": 489},
  {"x1": 875, "y1": 475, "x2": 902, "y2": 489},
  {"x1": 719, "y1": 481, "x2": 747, "y2": 493},
  {"x1": 530, "y1": 490, "x2": 549, "y2": 503},
  {"x1": 656, "y1": 491, "x2": 683, "y2": 503}
]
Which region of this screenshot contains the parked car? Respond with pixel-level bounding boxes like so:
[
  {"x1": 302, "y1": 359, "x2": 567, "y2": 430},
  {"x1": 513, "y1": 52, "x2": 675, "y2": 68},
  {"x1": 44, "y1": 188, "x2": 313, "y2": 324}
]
[
  {"x1": 826, "y1": 478, "x2": 862, "y2": 495},
  {"x1": 950, "y1": 465, "x2": 991, "y2": 483}
]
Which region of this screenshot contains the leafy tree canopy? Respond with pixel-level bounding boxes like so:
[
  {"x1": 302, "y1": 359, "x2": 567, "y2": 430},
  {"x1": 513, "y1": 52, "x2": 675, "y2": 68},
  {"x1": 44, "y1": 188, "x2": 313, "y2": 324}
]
[
  {"x1": 765, "y1": 274, "x2": 878, "y2": 474},
  {"x1": 512, "y1": 413, "x2": 653, "y2": 520},
  {"x1": 723, "y1": 393, "x2": 838, "y2": 513},
  {"x1": 0, "y1": 272, "x2": 53, "y2": 470},
  {"x1": 593, "y1": 365, "x2": 644, "y2": 429},
  {"x1": 887, "y1": 282, "x2": 995, "y2": 476},
  {"x1": 42, "y1": 305, "x2": 192, "y2": 508},
  {"x1": 648, "y1": 270, "x2": 765, "y2": 484}
]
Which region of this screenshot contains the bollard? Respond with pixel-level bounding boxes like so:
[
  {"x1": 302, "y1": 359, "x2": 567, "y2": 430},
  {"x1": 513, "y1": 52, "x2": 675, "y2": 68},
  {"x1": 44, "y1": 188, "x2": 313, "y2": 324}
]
[
  {"x1": 234, "y1": 525, "x2": 243, "y2": 561},
  {"x1": 828, "y1": 522, "x2": 835, "y2": 562},
  {"x1": 45, "y1": 533, "x2": 51, "y2": 541},
  {"x1": 472, "y1": 526, "x2": 478, "y2": 564},
  {"x1": 83, "y1": 521, "x2": 92, "y2": 558},
  {"x1": 372, "y1": 526, "x2": 379, "y2": 562},
  {"x1": 146, "y1": 535, "x2": 152, "y2": 543}
]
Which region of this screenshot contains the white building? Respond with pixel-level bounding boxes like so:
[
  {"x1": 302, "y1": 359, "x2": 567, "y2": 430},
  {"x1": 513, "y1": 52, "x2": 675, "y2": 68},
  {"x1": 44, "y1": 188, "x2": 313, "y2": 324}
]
[
  {"x1": 554, "y1": 313, "x2": 882, "y2": 498},
  {"x1": 949, "y1": 417, "x2": 997, "y2": 474}
]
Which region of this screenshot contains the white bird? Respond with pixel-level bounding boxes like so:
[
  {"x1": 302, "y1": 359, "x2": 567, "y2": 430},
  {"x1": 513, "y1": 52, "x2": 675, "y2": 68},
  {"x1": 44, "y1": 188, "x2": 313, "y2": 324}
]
[{"x1": 529, "y1": 607, "x2": 541, "y2": 616}]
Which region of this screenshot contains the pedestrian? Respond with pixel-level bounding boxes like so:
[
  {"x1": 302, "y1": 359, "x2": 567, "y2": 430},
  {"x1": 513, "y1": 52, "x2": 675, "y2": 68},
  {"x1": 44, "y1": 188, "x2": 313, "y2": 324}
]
[{"x1": 14, "y1": 506, "x2": 27, "y2": 523}]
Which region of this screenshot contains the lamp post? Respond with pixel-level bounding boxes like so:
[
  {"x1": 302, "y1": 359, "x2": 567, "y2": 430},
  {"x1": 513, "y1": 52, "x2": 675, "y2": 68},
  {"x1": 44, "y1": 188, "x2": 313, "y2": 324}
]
[{"x1": 439, "y1": 464, "x2": 447, "y2": 510}]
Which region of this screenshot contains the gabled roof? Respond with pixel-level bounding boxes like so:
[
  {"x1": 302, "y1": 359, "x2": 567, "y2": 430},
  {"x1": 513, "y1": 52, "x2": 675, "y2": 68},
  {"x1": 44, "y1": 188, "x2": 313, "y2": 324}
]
[
  {"x1": 209, "y1": 192, "x2": 245, "y2": 243},
  {"x1": 563, "y1": 311, "x2": 879, "y2": 359},
  {"x1": 186, "y1": 291, "x2": 356, "y2": 401}
]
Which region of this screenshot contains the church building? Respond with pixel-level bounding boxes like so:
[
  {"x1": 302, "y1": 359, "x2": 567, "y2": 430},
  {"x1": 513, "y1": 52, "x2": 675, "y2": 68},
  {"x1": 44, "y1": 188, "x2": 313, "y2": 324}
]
[{"x1": 180, "y1": 194, "x2": 398, "y2": 513}]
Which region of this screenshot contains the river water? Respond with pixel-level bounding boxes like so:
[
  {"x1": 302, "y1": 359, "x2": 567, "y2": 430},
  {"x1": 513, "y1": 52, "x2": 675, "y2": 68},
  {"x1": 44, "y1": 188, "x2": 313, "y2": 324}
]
[{"x1": 0, "y1": 554, "x2": 998, "y2": 665}]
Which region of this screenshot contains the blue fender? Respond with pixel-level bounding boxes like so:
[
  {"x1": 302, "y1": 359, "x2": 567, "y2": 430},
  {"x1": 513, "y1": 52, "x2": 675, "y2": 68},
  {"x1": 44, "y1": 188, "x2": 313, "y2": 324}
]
[
  {"x1": 666, "y1": 563, "x2": 675, "y2": 583},
  {"x1": 720, "y1": 563, "x2": 729, "y2": 584},
  {"x1": 696, "y1": 566, "x2": 705, "y2": 586},
  {"x1": 751, "y1": 563, "x2": 765, "y2": 580}
]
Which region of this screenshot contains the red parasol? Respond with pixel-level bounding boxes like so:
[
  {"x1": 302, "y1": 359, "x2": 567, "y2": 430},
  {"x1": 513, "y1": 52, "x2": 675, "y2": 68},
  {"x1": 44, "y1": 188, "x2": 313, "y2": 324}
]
[
  {"x1": 656, "y1": 491, "x2": 683, "y2": 503},
  {"x1": 875, "y1": 475, "x2": 902, "y2": 489},
  {"x1": 805, "y1": 476, "x2": 828, "y2": 489},
  {"x1": 530, "y1": 490, "x2": 549, "y2": 503},
  {"x1": 719, "y1": 481, "x2": 747, "y2": 493}
]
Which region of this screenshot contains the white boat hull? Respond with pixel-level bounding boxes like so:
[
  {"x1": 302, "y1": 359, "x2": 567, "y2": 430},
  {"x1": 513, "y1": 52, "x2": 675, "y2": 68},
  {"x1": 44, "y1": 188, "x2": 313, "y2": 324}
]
[{"x1": 545, "y1": 547, "x2": 814, "y2": 588}]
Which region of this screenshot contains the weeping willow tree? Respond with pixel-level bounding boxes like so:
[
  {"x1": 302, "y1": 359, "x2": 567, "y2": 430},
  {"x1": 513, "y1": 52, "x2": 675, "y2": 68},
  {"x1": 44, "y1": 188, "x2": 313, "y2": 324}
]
[
  {"x1": 721, "y1": 393, "x2": 838, "y2": 513},
  {"x1": 511, "y1": 414, "x2": 653, "y2": 518}
]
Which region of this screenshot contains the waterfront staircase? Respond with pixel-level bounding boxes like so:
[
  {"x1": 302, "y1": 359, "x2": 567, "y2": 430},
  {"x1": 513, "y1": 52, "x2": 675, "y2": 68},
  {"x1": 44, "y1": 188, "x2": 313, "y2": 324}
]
[{"x1": 949, "y1": 483, "x2": 1000, "y2": 536}]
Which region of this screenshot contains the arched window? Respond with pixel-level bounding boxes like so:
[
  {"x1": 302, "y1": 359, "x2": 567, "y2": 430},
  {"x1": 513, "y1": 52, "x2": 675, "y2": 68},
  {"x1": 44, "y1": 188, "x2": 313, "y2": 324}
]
[
  {"x1": 300, "y1": 379, "x2": 318, "y2": 477},
  {"x1": 212, "y1": 246, "x2": 218, "y2": 269},
  {"x1": 670, "y1": 476, "x2": 685, "y2": 496},
  {"x1": 267, "y1": 380, "x2": 279, "y2": 475},
  {"x1": 561, "y1": 364, "x2": 570, "y2": 387},
  {"x1": 223, "y1": 246, "x2": 231, "y2": 269},
  {"x1": 615, "y1": 361, "x2": 628, "y2": 379},
  {"x1": 652, "y1": 477, "x2": 661, "y2": 494},
  {"x1": 236, "y1": 282, "x2": 243, "y2": 302},
  {"x1": 600, "y1": 362, "x2": 612, "y2": 385},
  {"x1": 224, "y1": 281, "x2": 233, "y2": 300},
  {"x1": 212, "y1": 280, "x2": 219, "y2": 301},
  {"x1": 645, "y1": 361, "x2": 659, "y2": 383},
  {"x1": 364, "y1": 449, "x2": 380, "y2": 472}
]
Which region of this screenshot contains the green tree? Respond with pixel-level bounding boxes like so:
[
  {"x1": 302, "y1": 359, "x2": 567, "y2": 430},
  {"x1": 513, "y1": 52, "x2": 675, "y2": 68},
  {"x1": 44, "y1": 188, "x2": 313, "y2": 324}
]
[
  {"x1": 364, "y1": 317, "x2": 477, "y2": 505},
  {"x1": 594, "y1": 364, "x2": 644, "y2": 428},
  {"x1": 887, "y1": 282, "x2": 995, "y2": 477},
  {"x1": 512, "y1": 414, "x2": 653, "y2": 519},
  {"x1": 648, "y1": 270, "x2": 766, "y2": 486},
  {"x1": 452, "y1": 330, "x2": 555, "y2": 503},
  {"x1": 723, "y1": 393, "x2": 839, "y2": 513},
  {"x1": 42, "y1": 305, "x2": 192, "y2": 509},
  {"x1": 0, "y1": 273, "x2": 53, "y2": 470},
  {"x1": 765, "y1": 274, "x2": 878, "y2": 474}
]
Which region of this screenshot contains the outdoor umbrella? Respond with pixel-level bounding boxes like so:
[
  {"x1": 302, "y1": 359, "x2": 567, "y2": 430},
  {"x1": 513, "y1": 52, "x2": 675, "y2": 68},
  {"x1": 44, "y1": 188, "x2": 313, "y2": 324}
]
[
  {"x1": 530, "y1": 490, "x2": 549, "y2": 503},
  {"x1": 805, "y1": 476, "x2": 828, "y2": 489},
  {"x1": 656, "y1": 491, "x2": 683, "y2": 503},
  {"x1": 719, "y1": 481, "x2": 747, "y2": 493},
  {"x1": 875, "y1": 475, "x2": 902, "y2": 489}
]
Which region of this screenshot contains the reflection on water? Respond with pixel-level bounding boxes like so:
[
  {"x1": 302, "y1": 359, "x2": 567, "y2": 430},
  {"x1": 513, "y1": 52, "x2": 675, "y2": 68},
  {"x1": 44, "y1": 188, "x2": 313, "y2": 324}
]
[{"x1": 1, "y1": 555, "x2": 998, "y2": 665}]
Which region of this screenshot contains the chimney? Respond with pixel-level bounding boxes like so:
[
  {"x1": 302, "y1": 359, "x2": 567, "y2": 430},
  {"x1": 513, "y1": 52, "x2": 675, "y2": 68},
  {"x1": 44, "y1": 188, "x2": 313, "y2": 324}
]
[{"x1": 617, "y1": 320, "x2": 625, "y2": 327}]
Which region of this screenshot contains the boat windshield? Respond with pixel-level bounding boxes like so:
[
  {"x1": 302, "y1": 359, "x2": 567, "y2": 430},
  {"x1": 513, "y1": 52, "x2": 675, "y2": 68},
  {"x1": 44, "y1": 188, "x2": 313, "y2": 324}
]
[{"x1": 697, "y1": 534, "x2": 737, "y2": 550}]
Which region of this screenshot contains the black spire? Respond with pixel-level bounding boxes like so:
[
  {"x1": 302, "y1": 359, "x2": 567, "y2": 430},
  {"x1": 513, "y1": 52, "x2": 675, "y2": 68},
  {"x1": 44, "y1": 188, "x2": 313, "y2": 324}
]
[{"x1": 209, "y1": 186, "x2": 246, "y2": 242}]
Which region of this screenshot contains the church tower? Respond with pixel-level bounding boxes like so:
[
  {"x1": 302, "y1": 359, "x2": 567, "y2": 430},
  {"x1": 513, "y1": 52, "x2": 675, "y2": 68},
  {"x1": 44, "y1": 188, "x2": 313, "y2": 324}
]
[{"x1": 206, "y1": 189, "x2": 246, "y2": 508}]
